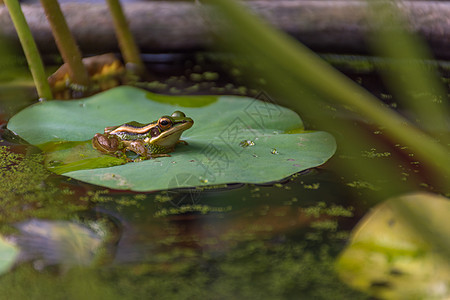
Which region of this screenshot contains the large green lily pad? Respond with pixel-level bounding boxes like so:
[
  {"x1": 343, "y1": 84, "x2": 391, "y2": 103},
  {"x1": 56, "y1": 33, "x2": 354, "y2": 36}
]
[{"x1": 8, "y1": 86, "x2": 336, "y2": 191}]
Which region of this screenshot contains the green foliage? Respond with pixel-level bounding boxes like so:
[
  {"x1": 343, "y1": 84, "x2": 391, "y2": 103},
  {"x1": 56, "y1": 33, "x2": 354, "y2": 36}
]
[{"x1": 8, "y1": 86, "x2": 336, "y2": 191}]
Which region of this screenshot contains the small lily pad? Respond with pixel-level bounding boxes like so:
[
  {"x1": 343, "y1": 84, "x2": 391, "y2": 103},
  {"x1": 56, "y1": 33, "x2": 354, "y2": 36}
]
[{"x1": 8, "y1": 86, "x2": 336, "y2": 191}]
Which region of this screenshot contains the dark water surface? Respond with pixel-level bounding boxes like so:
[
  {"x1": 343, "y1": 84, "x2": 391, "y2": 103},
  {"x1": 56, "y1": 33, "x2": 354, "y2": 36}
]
[{"x1": 1, "y1": 52, "x2": 444, "y2": 299}]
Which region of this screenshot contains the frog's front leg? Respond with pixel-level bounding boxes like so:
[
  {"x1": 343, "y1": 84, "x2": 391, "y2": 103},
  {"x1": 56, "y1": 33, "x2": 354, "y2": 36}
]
[
  {"x1": 92, "y1": 133, "x2": 122, "y2": 154},
  {"x1": 127, "y1": 140, "x2": 171, "y2": 160},
  {"x1": 126, "y1": 140, "x2": 148, "y2": 157},
  {"x1": 177, "y1": 140, "x2": 189, "y2": 146}
]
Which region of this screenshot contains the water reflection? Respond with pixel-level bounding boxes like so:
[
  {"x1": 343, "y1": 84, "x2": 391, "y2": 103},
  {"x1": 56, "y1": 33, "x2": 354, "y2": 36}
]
[{"x1": 110, "y1": 169, "x2": 359, "y2": 265}]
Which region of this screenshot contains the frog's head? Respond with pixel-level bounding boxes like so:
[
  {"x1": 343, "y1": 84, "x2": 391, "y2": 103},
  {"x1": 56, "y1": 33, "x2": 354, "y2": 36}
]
[{"x1": 147, "y1": 111, "x2": 193, "y2": 147}]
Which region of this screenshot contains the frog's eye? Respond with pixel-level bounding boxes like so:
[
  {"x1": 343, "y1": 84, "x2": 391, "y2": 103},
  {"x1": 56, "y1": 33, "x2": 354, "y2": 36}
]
[
  {"x1": 171, "y1": 111, "x2": 186, "y2": 118},
  {"x1": 158, "y1": 117, "x2": 172, "y2": 130},
  {"x1": 150, "y1": 127, "x2": 161, "y2": 137}
]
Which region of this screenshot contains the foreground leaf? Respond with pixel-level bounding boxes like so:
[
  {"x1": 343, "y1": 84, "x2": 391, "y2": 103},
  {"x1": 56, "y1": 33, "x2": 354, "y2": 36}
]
[
  {"x1": 8, "y1": 86, "x2": 336, "y2": 191},
  {"x1": 336, "y1": 192, "x2": 450, "y2": 299}
]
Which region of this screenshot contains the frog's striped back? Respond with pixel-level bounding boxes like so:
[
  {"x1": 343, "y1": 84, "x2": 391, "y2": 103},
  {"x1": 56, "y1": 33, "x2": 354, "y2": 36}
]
[{"x1": 109, "y1": 121, "x2": 158, "y2": 140}]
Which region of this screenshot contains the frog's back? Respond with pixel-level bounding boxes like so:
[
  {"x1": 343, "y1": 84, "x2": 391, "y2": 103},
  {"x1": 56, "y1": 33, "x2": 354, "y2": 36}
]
[{"x1": 108, "y1": 121, "x2": 156, "y2": 140}]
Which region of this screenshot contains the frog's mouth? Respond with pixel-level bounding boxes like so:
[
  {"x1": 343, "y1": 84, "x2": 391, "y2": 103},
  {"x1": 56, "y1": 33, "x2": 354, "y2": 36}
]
[{"x1": 150, "y1": 119, "x2": 193, "y2": 146}]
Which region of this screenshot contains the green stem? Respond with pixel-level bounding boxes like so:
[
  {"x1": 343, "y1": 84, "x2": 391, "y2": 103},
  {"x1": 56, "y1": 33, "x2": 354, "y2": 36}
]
[
  {"x1": 40, "y1": 0, "x2": 90, "y2": 86},
  {"x1": 105, "y1": 0, "x2": 144, "y2": 70},
  {"x1": 209, "y1": 0, "x2": 450, "y2": 181},
  {"x1": 3, "y1": 0, "x2": 53, "y2": 100}
]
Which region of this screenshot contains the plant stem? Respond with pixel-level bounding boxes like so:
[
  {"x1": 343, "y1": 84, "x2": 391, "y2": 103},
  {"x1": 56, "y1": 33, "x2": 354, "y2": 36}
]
[
  {"x1": 105, "y1": 0, "x2": 145, "y2": 71},
  {"x1": 3, "y1": 0, "x2": 53, "y2": 100},
  {"x1": 40, "y1": 0, "x2": 90, "y2": 86}
]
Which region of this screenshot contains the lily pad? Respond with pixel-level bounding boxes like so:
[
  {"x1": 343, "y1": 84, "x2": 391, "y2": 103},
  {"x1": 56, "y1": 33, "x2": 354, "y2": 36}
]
[{"x1": 8, "y1": 86, "x2": 336, "y2": 191}]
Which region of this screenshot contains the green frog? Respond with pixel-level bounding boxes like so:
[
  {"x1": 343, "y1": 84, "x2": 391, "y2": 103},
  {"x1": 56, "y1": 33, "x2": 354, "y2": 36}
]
[{"x1": 92, "y1": 111, "x2": 193, "y2": 161}]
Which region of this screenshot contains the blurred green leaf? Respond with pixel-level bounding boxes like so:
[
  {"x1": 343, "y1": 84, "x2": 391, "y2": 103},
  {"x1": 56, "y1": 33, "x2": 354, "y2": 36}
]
[
  {"x1": 206, "y1": 0, "x2": 450, "y2": 189},
  {"x1": 336, "y1": 192, "x2": 450, "y2": 299},
  {"x1": 367, "y1": 2, "x2": 450, "y2": 137}
]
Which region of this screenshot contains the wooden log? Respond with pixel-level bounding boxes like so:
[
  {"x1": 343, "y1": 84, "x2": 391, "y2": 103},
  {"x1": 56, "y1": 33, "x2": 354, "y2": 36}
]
[{"x1": 0, "y1": 1, "x2": 450, "y2": 58}]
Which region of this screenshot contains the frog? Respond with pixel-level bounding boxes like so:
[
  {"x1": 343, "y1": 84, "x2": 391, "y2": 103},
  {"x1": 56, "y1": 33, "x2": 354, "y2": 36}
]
[{"x1": 92, "y1": 111, "x2": 193, "y2": 161}]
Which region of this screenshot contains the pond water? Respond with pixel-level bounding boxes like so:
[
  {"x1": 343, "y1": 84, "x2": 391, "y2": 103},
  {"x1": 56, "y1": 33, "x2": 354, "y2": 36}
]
[{"x1": 0, "y1": 52, "x2": 445, "y2": 299}]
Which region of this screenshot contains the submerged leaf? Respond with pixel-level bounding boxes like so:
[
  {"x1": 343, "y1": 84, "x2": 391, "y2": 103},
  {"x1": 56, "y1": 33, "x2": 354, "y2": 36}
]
[
  {"x1": 336, "y1": 192, "x2": 450, "y2": 299},
  {"x1": 8, "y1": 86, "x2": 336, "y2": 191},
  {"x1": 14, "y1": 219, "x2": 102, "y2": 268}
]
